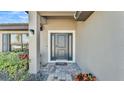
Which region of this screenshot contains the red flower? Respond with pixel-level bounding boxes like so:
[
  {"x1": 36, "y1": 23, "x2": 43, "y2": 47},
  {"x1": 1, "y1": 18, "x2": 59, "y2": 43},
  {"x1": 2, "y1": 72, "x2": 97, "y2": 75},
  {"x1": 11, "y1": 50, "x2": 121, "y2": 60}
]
[
  {"x1": 75, "y1": 73, "x2": 96, "y2": 81},
  {"x1": 18, "y1": 54, "x2": 29, "y2": 60}
]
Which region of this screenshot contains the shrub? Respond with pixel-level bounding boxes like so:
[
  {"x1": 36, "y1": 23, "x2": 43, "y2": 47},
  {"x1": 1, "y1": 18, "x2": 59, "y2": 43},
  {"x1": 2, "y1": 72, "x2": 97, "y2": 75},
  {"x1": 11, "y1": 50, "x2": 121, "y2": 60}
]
[
  {"x1": 74, "y1": 73, "x2": 96, "y2": 81},
  {"x1": 0, "y1": 52, "x2": 29, "y2": 81},
  {"x1": 12, "y1": 48, "x2": 29, "y2": 54}
]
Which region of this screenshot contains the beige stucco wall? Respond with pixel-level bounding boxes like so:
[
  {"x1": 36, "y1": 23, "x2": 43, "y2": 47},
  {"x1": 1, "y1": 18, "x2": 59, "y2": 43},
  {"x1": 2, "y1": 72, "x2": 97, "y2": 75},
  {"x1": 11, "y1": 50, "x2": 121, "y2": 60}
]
[
  {"x1": 29, "y1": 11, "x2": 41, "y2": 73},
  {"x1": 76, "y1": 11, "x2": 124, "y2": 80},
  {"x1": 40, "y1": 18, "x2": 76, "y2": 65}
]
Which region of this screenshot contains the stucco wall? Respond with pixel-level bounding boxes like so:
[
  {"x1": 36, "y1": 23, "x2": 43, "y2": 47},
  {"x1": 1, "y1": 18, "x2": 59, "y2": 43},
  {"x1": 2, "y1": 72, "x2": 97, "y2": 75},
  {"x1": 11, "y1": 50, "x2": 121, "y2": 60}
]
[
  {"x1": 76, "y1": 11, "x2": 124, "y2": 80},
  {"x1": 29, "y1": 11, "x2": 41, "y2": 73},
  {"x1": 40, "y1": 18, "x2": 76, "y2": 65}
]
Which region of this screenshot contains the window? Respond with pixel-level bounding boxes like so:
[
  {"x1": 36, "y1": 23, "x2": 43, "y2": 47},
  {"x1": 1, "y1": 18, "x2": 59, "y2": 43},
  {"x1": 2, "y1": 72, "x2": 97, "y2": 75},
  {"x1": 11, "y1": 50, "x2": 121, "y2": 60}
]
[
  {"x1": 22, "y1": 34, "x2": 28, "y2": 50},
  {"x1": 2, "y1": 34, "x2": 11, "y2": 52},
  {"x1": 10, "y1": 33, "x2": 29, "y2": 51},
  {"x1": 2, "y1": 33, "x2": 29, "y2": 52}
]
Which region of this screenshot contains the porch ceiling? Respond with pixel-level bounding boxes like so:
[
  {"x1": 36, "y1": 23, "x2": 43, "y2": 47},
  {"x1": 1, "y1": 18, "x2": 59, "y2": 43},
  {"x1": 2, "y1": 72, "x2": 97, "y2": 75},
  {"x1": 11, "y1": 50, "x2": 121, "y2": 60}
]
[
  {"x1": 38, "y1": 11, "x2": 75, "y2": 17},
  {"x1": 38, "y1": 11, "x2": 94, "y2": 21},
  {"x1": 74, "y1": 11, "x2": 94, "y2": 21}
]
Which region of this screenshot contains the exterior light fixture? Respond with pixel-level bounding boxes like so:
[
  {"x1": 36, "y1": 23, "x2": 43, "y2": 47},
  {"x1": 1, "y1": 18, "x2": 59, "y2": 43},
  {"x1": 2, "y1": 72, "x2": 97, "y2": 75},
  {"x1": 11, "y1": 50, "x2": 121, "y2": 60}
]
[
  {"x1": 29, "y1": 29, "x2": 34, "y2": 35},
  {"x1": 40, "y1": 26, "x2": 43, "y2": 31}
]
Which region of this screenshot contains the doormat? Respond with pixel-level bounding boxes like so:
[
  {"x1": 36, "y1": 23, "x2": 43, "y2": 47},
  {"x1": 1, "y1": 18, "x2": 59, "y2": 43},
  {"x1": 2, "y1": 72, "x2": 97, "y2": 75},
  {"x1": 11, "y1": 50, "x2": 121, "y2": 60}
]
[{"x1": 55, "y1": 62, "x2": 67, "y2": 66}]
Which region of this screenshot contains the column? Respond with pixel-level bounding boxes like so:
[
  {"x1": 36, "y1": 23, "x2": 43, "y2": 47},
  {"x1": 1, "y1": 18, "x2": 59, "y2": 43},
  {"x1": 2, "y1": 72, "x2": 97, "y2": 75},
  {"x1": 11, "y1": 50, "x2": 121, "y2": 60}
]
[{"x1": 29, "y1": 11, "x2": 41, "y2": 74}]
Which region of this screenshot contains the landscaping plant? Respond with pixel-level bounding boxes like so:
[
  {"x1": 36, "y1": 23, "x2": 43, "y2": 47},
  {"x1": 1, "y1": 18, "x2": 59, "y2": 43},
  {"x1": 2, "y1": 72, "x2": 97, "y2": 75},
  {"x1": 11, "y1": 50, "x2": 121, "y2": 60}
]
[
  {"x1": 74, "y1": 73, "x2": 96, "y2": 81},
  {"x1": 0, "y1": 52, "x2": 29, "y2": 80}
]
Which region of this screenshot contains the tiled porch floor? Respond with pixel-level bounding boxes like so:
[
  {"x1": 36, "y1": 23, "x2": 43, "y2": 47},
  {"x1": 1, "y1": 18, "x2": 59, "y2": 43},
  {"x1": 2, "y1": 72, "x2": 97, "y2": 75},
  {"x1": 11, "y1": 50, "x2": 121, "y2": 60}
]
[{"x1": 40, "y1": 63, "x2": 82, "y2": 81}]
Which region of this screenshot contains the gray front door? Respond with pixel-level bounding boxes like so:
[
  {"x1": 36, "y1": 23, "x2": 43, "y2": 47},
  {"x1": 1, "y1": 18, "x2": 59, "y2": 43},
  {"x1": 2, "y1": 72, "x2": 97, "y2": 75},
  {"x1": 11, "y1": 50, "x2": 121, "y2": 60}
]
[{"x1": 51, "y1": 33, "x2": 73, "y2": 61}]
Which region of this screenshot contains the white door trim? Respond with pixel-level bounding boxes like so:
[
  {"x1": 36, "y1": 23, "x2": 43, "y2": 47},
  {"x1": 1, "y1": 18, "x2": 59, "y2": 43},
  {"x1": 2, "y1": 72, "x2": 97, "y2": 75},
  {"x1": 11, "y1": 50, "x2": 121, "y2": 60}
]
[{"x1": 48, "y1": 30, "x2": 75, "y2": 63}]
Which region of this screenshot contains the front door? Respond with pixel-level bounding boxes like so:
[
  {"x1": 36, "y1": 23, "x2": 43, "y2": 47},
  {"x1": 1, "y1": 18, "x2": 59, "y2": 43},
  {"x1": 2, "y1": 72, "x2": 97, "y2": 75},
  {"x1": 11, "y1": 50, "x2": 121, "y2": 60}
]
[{"x1": 51, "y1": 33, "x2": 73, "y2": 61}]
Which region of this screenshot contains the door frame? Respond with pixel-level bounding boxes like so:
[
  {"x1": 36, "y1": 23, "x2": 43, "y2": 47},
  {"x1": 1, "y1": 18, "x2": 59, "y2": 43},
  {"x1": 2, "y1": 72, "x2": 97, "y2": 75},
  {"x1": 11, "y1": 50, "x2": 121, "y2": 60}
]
[{"x1": 48, "y1": 30, "x2": 75, "y2": 63}]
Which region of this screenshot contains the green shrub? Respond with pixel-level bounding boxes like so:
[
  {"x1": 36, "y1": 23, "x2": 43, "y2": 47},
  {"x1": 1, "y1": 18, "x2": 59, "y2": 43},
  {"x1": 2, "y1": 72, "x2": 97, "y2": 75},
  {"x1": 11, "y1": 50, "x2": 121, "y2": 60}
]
[
  {"x1": 0, "y1": 52, "x2": 29, "y2": 81},
  {"x1": 12, "y1": 48, "x2": 29, "y2": 54}
]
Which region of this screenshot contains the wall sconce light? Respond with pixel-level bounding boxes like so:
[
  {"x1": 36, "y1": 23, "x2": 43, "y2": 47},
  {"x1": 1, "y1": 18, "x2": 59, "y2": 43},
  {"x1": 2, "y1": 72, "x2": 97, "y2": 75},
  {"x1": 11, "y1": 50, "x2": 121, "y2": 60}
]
[
  {"x1": 40, "y1": 26, "x2": 43, "y2": 31},
  {"x1": 29, "y1": 29, "x2": 34, "y2": 35}
]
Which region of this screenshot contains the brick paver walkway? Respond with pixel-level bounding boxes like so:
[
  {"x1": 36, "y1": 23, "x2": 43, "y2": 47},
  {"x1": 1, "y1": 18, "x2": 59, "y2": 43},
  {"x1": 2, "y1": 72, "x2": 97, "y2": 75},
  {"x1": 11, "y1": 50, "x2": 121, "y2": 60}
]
[{"x1": 40, "y1": 63, "x2": 82, "y2": 81}]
